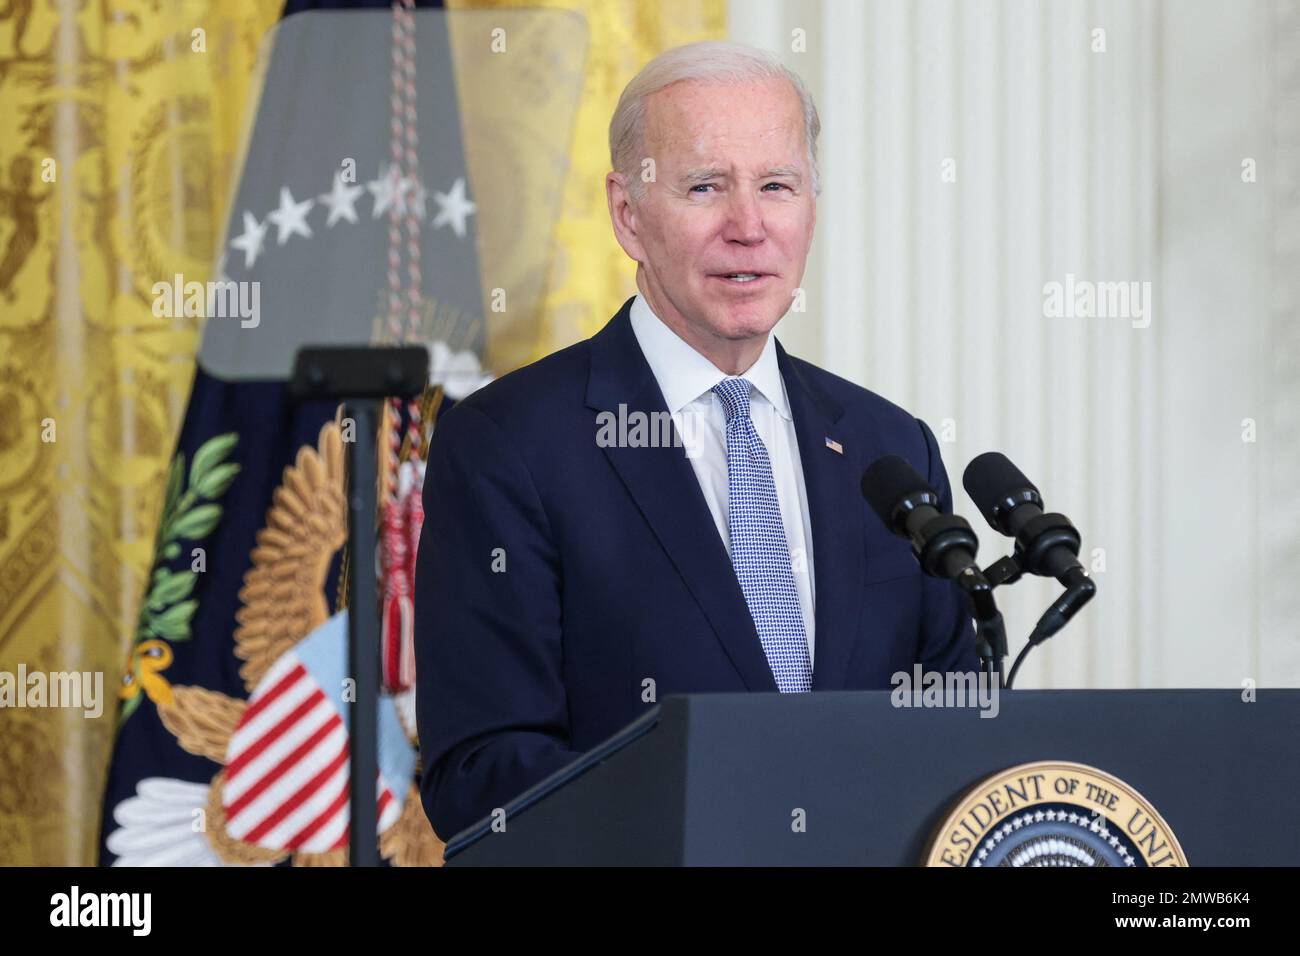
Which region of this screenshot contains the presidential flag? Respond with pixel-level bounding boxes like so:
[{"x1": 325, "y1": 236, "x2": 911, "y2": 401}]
[{"x1": 99, "y1": 3, "x2": 492, "y2": 867}]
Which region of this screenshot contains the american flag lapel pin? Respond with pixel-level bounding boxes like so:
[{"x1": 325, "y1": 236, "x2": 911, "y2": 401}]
[{"x1": 824, "y1": 436, "x2": 843, "y2": 455}]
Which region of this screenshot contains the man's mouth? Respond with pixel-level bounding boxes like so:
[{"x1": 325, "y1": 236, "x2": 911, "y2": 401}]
[{"x1": 711, "y1": 272, "x2": 773, "y2": 285}]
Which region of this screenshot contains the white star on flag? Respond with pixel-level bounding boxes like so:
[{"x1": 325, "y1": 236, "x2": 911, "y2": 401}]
[
  {"x1": 318, "y1": 172, "x2": 365, "y2": 227},
  {"x1": 368, "y1": 166, "x2": 409, "y2": 218},
  {"x1": 229, "y1": 211, "x2": 268, "y2": 269},
  {"x1": 267, "y1": 186, "x2": 314, "y2": 245},
  {"x1": 432, "y1": 176, "x2": 476, "y2": 237}
]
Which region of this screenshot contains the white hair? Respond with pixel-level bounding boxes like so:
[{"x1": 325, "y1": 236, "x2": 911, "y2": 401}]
[{"x1": 609, "y1": 41, "x2": 822, "y2": 201}]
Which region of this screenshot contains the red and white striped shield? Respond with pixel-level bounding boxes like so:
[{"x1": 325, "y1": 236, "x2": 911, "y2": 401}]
[{"x1": 222, "y1": 614, "x2": 409, "y2": 854}]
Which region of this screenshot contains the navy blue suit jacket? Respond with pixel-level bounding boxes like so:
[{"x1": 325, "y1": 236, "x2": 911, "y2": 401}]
[{"x1": 414, "y1": 297, "x2": 977, "y2": 839}]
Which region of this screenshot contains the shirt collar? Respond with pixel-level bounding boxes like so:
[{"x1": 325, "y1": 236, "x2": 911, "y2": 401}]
[{"x1": 628, "y1": 293, "x2": 791, "y2": 420}]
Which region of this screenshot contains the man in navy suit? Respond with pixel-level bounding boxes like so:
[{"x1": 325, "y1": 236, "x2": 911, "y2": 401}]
[{"x1": 415, "y1": 41, "x2": 977, "y2": 841}]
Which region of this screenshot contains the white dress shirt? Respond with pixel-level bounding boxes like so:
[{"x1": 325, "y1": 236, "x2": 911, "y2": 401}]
[{"x1": 628, "y1": 293, "x2": 817, "y2": 664}]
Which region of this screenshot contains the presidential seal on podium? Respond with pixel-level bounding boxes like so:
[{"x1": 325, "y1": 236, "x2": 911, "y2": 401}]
[{"x1": 925, "y1": 761, "x2": 1187, "y2": 867}]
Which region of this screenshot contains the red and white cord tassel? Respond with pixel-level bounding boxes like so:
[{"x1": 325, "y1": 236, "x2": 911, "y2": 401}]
[{"x1": 378, "y1": 0, "x2": 424, "y2": 694}]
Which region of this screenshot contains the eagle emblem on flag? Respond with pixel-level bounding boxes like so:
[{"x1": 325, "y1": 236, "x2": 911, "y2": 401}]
[{"x1": 106, "y1": 417, "x2": 441, "y2": 866}]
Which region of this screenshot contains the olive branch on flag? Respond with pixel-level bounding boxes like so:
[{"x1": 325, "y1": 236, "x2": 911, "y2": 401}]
[{"x1": 120, "y1": 432, "x2": 240, "y2": 722}]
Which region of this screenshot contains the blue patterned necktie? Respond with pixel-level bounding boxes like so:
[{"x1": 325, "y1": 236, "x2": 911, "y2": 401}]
[{"x1": 712, "y1": 377, "x2": 813, "y2": 693}]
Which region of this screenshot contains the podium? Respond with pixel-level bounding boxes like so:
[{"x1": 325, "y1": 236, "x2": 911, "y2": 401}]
[{"x1": 444, "y1": 690, "x2": 1300, "y2": 866}]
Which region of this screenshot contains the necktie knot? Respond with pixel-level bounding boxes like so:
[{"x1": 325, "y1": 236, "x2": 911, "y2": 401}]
[{"x1": 712, "y1": 377, "x2": 753, "y2": 424}]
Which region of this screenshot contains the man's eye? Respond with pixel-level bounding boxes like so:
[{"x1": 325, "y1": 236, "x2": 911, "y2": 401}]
[{"x1": 690, "y1": 182, "x2": 789, "y2": 194}]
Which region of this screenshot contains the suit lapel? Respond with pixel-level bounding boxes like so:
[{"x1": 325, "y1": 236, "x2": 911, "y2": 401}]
[
  {"x1": 587, "y1": 300, "x2": 778, "y2": 691},
  {"x1": 776, "y1": 342, "x2": 869, "y2": 690}
]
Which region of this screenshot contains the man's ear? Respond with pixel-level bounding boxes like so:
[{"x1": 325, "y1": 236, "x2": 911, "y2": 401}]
[{"x1": 606, "y1": 171, "x2": 645, "y2": 262}]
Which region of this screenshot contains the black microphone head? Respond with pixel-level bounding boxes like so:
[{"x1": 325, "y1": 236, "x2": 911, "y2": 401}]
[
  {"x1": 861, "y1": 455, "x2": 938, "y2": 533},
  {"x1": 963, "y1": 452, "x2": 1041, "y2": 534}
]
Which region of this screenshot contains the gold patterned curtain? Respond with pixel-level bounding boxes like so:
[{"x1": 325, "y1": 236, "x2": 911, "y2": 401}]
[
  {"x1": 0, "y1": 0, "x2": 282, "y2": 865},
  {"x1": 0, "y1": 0, "x2": 721, "y2": 866},
  {"x1": 448, "y1": 0, "x2": 725, "y2": 359}
]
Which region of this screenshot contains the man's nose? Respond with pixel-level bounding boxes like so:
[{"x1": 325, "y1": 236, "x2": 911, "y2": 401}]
[{"x1": 722, "y1": 190, "x2": 766, "y2": 243}]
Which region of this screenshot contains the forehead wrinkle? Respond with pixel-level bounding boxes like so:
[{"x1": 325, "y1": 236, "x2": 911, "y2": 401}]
[
  {"x1": 645, "y1": 83, "x2": 802, "y2": 145},
  {"x1": 640, "y1": 81, "x2": 811, "y2": 192},
  {"x1": 677, "y1": 163, "x2": 804, "y2": 187}
]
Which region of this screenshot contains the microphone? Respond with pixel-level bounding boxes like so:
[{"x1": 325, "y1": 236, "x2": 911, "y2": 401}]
[
  {"x1": 962, "y1": 452, "x2": 1096, "y2": 673},
  {"x1": 861, "y1": 455, "x2": 984, "y2": 584},
  {"x1": 862, "y1": 454, "x2": 1007, "y2": 683},
  {"x1": 962, "y1": 452, "x2": 1086, "y2": 586}
]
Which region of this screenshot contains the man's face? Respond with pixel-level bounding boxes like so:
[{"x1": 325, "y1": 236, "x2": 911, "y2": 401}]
[{"x1": 609, "y1": 76, "x2": 817, "y2": 361}]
